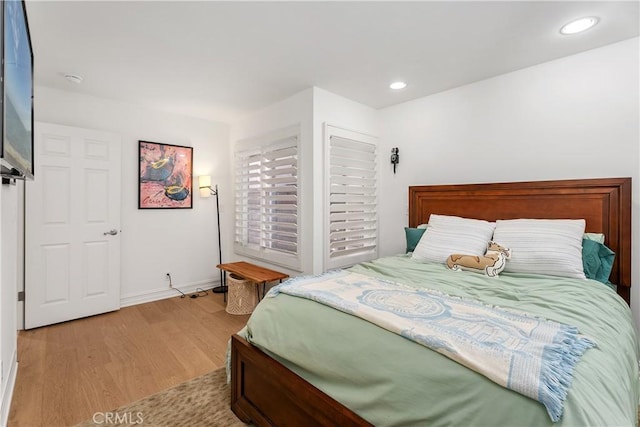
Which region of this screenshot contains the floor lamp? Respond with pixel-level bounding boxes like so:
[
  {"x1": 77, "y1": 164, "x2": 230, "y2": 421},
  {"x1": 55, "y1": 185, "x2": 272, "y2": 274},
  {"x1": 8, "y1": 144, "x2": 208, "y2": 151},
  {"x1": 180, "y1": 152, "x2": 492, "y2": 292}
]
[{"x1": 199, "y1": 176, "x2": 227, "y2": 296}]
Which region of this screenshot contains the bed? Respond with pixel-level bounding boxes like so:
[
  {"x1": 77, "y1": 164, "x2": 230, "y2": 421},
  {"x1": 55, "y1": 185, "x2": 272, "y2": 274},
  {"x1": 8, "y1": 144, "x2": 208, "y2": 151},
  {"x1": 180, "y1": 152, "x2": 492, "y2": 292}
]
[{"x1": 230, "y1": 177, "x2": 636, "y2": 426}]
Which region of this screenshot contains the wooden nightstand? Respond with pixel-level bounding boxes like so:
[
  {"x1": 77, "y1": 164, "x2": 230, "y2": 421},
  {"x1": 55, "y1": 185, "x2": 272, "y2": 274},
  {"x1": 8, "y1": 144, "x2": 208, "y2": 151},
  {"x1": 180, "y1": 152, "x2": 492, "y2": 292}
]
[{"x1": 217, "y1": 261, "x2": 289, "y2": 301}]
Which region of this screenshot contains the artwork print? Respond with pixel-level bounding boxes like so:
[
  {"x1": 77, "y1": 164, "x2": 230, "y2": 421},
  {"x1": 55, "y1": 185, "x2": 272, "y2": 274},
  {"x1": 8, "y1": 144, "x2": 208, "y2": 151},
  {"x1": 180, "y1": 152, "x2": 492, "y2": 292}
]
[{"x1": 139, "y1": 141, "x2": 193, "y2": 209}]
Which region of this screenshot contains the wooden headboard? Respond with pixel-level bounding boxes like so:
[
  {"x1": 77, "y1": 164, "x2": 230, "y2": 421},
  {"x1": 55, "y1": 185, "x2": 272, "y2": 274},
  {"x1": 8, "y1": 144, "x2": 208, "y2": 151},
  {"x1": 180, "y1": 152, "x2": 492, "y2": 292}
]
[{"x1": 408, "y1": 178, "x2": 632, "y2": 304}]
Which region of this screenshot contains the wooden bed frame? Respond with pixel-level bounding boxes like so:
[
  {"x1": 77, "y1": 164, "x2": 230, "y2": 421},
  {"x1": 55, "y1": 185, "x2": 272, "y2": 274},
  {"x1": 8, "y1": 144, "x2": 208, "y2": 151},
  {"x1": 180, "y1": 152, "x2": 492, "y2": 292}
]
[{"x1": 231, "y1": 177, "x2": 632, "y2": 426}]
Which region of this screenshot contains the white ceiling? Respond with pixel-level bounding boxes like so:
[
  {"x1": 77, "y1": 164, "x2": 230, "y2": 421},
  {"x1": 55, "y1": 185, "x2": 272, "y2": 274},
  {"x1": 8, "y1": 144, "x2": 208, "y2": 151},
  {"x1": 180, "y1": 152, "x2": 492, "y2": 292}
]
[{"x1": 26, "y1": 1, "x2": 639, "y2": 123}]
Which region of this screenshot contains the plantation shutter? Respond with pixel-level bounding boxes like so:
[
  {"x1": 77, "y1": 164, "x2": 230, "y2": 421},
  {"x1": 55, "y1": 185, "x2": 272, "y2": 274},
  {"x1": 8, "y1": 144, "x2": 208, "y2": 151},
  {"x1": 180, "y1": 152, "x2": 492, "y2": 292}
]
[
  {"x1": 327, "y1": 130, "x2": 378, "y2": 269},
  {"x1": 234, "y1": 148, "x2": 262, "y2": 248},
  {"x1": 262, "y1": 142, "x2": 298, "y2": 256},
  {"x1": 235, "y1": 132, "x2": 300, "y2": 270}
]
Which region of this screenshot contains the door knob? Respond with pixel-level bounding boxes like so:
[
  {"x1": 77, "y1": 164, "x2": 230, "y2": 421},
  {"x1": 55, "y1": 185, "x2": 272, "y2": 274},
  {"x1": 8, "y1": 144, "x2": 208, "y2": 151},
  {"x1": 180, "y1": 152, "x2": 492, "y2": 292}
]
[{"x1": 103, "y1": 229, "x2": 119, "y2": 236}]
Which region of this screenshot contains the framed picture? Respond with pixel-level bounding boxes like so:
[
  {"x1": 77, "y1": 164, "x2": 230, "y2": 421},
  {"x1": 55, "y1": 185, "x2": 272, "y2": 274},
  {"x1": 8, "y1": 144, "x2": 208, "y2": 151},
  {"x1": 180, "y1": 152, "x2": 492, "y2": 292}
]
[{"x1": 139, "y1": 141, "x2": 193, "y2": 209}]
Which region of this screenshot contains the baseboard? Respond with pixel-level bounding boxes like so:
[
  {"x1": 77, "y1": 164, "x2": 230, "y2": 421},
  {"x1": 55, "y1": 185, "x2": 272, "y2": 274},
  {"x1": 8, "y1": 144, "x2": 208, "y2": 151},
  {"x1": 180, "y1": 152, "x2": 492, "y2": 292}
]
[
  {"x1": 120, "y1": 279, "x2": 220, "y2": 308},
  {"x1": 0, "y1": 350, "x2": 18, "y2": 427}
]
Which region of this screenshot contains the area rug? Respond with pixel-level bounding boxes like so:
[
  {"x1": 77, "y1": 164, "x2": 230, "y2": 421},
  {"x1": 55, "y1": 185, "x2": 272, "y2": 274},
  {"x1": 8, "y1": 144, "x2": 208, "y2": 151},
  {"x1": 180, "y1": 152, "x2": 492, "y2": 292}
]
[{"x1": 74, "y1": 368, "x2": 248, "y2": 427}]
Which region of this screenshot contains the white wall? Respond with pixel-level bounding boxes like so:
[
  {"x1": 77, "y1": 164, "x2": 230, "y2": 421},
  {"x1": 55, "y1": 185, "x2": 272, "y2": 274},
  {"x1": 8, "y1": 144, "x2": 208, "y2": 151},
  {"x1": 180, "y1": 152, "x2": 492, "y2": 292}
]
[
  {"x1": 377, "y1": 38, "x2": 640, "y2": 322},
  {"x1": 34, "y1": 87, "x2": 231, "y2": 305},
  {"x1": 0, "y1": 182, "x2": 20, "y2": 426}
]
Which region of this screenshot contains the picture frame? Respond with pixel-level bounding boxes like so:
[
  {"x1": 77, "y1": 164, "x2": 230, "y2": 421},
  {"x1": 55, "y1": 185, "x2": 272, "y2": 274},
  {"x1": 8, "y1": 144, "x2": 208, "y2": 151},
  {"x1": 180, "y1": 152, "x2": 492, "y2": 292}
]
[{"x1": 138, "y1": 140, "x2": 193, "y2": 209}]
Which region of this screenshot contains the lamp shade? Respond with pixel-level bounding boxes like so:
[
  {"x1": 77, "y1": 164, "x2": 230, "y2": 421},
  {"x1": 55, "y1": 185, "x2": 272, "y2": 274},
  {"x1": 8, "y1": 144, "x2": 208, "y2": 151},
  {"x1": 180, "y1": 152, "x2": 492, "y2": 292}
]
[{"x1": 199, "y1": 175, "x2": 212, "y2": 198}]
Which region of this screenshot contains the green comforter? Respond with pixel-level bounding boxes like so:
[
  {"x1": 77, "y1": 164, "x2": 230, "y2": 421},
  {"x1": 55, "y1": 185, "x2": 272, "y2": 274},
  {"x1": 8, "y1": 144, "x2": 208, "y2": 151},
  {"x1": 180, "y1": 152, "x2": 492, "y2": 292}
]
[{"x1": 240, "y1": 255, "x2": 638, "y2": 426}]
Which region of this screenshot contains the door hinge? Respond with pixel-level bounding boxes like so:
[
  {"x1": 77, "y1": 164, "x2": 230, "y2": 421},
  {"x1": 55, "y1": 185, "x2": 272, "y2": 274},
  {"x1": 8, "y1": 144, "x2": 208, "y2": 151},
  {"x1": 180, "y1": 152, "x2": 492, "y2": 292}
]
[{"x1": 17, "y1": 291, "x2": 24, "y2": 302}]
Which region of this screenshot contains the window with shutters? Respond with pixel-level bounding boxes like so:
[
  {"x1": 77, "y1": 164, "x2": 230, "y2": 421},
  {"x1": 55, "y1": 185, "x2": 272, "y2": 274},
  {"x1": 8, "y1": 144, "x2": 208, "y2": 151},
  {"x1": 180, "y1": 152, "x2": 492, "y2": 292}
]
[
  {"x1": 326, "y1": 126, "x2": 378, "y2": 270},
  {"x1": 234, "y1": 128, "x2": 300, "y2": 270}
]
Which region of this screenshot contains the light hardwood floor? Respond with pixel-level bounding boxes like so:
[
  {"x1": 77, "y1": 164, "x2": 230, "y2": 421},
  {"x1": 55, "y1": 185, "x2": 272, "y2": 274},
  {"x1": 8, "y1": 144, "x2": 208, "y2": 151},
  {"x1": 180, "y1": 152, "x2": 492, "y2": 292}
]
[{"x1": 8, "y1": 292, "x2": 249, "y2": 427}]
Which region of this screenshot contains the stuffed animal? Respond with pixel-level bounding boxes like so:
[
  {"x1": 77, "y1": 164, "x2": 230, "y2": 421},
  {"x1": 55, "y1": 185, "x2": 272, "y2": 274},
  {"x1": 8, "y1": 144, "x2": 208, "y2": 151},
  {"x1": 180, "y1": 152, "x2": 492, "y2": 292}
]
[{"x1": 446, "y1": 241, "x2": 511, "y2": 277}]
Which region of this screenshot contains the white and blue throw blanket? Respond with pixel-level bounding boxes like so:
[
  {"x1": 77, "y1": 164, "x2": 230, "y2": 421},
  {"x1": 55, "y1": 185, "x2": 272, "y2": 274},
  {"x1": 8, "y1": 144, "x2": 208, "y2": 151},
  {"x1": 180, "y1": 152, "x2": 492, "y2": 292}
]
[{"x1": 268, "y1": 270, "x2": 595, "y2": 422}]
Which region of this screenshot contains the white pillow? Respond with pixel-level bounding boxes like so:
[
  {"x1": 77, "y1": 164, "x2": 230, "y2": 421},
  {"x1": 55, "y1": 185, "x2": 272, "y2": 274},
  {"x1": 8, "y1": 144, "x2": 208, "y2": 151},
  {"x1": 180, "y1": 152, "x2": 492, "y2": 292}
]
[
  {"x1": 492, "y1": 219, "x2": 586, "y2": 279},
  {"x1": 412, "y1": 214, "x2": 496, "y2": 263}
]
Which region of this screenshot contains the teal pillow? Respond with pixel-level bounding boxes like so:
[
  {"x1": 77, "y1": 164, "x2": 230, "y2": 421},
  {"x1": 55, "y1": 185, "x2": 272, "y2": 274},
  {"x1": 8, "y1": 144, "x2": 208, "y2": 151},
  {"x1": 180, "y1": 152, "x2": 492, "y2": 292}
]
[
  {"x1": 405, "y1": 227, "x2": 426, "y2": 253},
  {"x1": 582, "y1": 238, "x2": 615, "y2": 284}
]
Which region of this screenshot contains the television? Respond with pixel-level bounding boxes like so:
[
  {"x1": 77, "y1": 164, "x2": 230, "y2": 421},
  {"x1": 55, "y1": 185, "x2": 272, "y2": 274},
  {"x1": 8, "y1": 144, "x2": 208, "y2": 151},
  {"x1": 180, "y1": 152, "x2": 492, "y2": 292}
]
[{"x1": 0, "y1": 0, "x2": 33, "y2": 181}]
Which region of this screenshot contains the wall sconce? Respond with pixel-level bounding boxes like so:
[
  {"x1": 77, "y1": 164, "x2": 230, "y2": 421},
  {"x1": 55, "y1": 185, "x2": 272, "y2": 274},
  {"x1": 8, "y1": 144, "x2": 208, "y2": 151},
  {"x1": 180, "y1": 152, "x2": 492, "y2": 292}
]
[
  {"x1": 391, "y1": 147, "x2": 399, "y2": 174},
  {"x1": 198, "y1": 175, "x2": 226, "y2": 296}
]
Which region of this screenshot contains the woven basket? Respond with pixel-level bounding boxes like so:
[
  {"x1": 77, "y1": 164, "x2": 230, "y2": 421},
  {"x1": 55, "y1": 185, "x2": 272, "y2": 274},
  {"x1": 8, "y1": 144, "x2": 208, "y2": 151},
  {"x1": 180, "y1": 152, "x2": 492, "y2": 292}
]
[{"x1": 225, "y1": 273, "x2": 258, "y2": 315}]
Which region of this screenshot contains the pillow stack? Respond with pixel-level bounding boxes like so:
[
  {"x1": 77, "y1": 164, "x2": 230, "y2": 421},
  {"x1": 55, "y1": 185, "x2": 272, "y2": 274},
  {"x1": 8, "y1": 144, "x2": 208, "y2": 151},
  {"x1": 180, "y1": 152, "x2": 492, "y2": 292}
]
[{"x1": 407, "y1": 213, "x2": 619, "y2": 283}]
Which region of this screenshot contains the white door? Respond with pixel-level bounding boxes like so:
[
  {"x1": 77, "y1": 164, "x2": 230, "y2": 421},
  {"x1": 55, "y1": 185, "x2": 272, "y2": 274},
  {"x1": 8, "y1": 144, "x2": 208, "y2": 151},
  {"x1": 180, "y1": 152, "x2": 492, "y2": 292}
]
[{"x1": 25, "y1": 122, "x2": 121, "y2": 329}]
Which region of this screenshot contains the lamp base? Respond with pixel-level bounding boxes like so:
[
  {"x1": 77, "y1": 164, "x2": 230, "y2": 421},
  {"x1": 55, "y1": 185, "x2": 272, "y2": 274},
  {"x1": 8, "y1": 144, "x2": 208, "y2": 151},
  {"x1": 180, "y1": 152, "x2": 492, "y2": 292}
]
[{"x1": 212, "y1": 286, "x2": 228, "y2": 294}]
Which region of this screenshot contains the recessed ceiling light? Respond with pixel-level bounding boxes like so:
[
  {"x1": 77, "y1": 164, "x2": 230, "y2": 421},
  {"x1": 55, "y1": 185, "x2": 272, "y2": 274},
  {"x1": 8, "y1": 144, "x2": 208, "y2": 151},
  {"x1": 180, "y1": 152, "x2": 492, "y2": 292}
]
[
  {"x1": 64, "y1": 73, "x2": 83, "y2": 84},
  {"x1": 560, "y1": 17, "x2": 599, "y2": 35},
  {"x1": 390, "y1": 81, "x2": 407, "y2": 90}
]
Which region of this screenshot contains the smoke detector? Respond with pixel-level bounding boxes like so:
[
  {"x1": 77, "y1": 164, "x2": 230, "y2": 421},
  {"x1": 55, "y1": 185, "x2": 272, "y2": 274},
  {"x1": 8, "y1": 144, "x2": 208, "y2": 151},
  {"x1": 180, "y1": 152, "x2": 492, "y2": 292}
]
[{"x1": 64, "y1": 74, "x2": 83, "y2": 84}]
